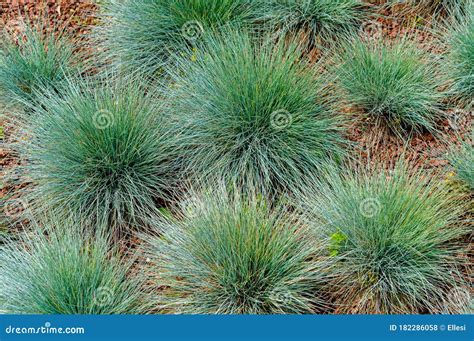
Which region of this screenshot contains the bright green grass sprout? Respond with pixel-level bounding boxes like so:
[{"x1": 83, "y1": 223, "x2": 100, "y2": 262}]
[
  {"x1": 448, "y1": 6, "x2": 474, "y2": 105},
  {"x1": 168, "y1": 30, "x2": 346, "y2": 194},
  {"x1": 333, "y1": 37, "x2": 448, "y2": 135},
  {"x1": 21, "y1": 77, "x2": 184, "y2": 232},
  {"x1": 0, "y1": 20, "x2": 81, "y2": 107},
  {"x1": 145, "y1": 186, "x2": 330, "y2": 314},
  {"x1": 0, "y1": 220, "x2": 150, "y2": 314},
  {"x1": 299, "y1": 161, "x2": 469, "y2": 313},
  {"x1": 99, "y1": 0, "x2": 257, "y2": 76},
  {"x1": 448, "y1": 137, "x2": 474, "y2": 189},
  {"x1": 256, "y1": 0, "x2": 367, "y2": 47}
]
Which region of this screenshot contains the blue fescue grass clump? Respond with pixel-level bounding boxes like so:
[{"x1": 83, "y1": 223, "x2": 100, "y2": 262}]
[
  {"x1": 448, "y1": 6, "x2": 474, "y2": 105},
  {"x1": 0, "y1": 220, "x2": 150, "y2": 314},
  {"x1": 406, "y1": 0, "x2": 470, "y2": 17},
  {"x1": 380, "y1": 0, "x2": 470, "y2": 20},
  {"x1": 0, "y1": 20, "x2": 82, "y2": 107},
  {"x1": 145, "y1": 186, "x2": 330, "y2": 314},
  {"x1": 99, "y1": 0, "x2": 257, "y2": 76},
  {"x1": 332, "y1": 37, "x2": 448, "y2": 135},
  {"x1": 299, "y1": 161, "x2": 469, "y2": 313},
  {"x1": 256, "y1": 0, "x2": 367, "y2": 46},
  {"x1": 20, "y1": 77, "x2": 184, "y2": 232},
  {"x1": 448, "y1": 137, "x2": 474, "y2": 189},
  {"x1": 167, "y1": 30, "x2": 346, "y2": 194}
]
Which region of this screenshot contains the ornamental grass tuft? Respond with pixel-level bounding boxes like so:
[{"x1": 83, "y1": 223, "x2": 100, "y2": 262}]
[
  {"x1": 20, "y1": 76, "x2": 184, "y2": 232},
  {"x1": 299, "y1": 161, "x2": 470, "y2": 313},
  {"x1": 447, "y1": 6, "x2": 474, "y2": 106},
  {"x1": 333, "y1": 37, "x2": 448, "y2": 135},
  {"x1": 167, "y1": 30, "x2": 346, "y2": 194},
  {"x1": 0, "y1": 220, "x2": 150, "y2": 314},
  {"x1": 99, "y1": 0, "x2": 257, "y2": 76},
  {"x1": 407, "y1": 0, "x2": 469, "y2": 18},
  {"x1": 448, "y1": 137, "x2": 474, "y2": 190},
  {"x1": 256, "y1": 0, "x2": 367, "y2": 47},
  {"x1": 0, "y1": 19, "x2": 82, "y2": 108},
  {"x1": 145, "y1": 186, "x2": 330, "y2": 314}
]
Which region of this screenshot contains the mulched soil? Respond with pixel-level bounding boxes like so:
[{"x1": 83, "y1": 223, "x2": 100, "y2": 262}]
[
  {"x1": 347, "y1": 111, "x2": 472, "y2": 172},
  {"x1": 1, "y1": 0, "x2": 97, "y2": 33}
]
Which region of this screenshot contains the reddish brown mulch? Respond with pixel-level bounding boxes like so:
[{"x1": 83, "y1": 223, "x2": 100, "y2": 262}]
[{"x1": 346, "y1": 110, "x2": 473, "y2": 173}]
